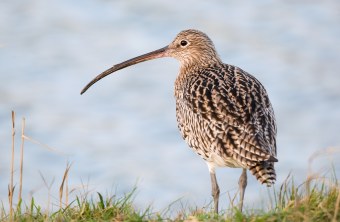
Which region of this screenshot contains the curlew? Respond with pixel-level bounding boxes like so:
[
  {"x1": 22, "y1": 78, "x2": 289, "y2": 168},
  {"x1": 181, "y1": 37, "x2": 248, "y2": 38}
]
[{"x1": 81, "y1": 29, "x2": 278, "y2": 213}]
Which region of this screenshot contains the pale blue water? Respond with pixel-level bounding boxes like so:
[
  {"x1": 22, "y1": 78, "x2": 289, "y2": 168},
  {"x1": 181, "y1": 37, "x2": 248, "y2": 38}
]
[{"x1": 1, "y1": 0, "x2": 340, "y2": 213}]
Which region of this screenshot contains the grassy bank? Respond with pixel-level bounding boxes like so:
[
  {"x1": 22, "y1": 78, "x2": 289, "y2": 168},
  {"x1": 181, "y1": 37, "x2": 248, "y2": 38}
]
[
  {"x1": 1, "y1": 173, "x2": 339, "y2": 221},
  {"x1": 2, "y1": 112, "x2": 339, "y2": 221}
]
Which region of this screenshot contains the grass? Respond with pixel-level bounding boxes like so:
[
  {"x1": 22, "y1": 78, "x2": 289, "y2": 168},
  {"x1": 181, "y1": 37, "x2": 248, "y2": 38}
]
[
  {"x1": 1, "y1": 111, "x2": 340, "y2": 221},
  {"x1": 2, "y1": 175, "x2": 339, "y2": 221}
]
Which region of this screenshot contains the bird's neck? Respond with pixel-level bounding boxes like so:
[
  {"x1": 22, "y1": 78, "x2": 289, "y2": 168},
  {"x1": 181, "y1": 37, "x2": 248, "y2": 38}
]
[
  {"x1": 179, "y1": 58, "x2": 222, "y2": 75},
  {"x1": 180, "y1": 51, "x2": 222, "y2": 68}
]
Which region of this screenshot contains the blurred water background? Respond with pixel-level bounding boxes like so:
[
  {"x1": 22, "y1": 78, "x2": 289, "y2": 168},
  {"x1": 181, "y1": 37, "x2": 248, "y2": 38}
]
[{"x1": 1, "y1": 0, "x2": 340, "y2": 212}]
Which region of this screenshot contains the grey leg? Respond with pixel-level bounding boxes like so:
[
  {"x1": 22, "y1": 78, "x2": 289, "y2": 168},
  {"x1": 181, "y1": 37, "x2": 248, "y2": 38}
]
[
  {"x1": 238, "y1": 168, "x2": 247, "y2": 212},
  {"x1": 210, "y1": 170, "x2": 220, "y2": 213}
]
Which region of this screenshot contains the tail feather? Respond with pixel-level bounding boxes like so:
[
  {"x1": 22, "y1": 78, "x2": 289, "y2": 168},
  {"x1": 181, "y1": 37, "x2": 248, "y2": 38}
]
[{"x1": 249, "y1": 161, "x2": 276, "y2": 186}]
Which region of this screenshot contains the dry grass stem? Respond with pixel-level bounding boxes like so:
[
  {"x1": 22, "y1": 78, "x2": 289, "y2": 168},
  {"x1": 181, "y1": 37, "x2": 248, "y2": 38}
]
[
  {"x1": 18, "y1": 117, "x2": 25, "y2": 203},
  {"x1": 22, "y1": 135, "x2": 68, "y2": 156},
  {"x1": 9, "y1": 111, "x2": 16, "y2": 220},
  {"x1": 59, "y1": 162, "x2": 72, "y2": 209},
  {"x1": 39, "y1": 171, "x2": 55, "y2": 216},
  {"x1": 66, "y1": 172, "x2": 69, "y2": 206},
  {"x1": 308, "y1": 147, "x2": 340, "y2": 174}
]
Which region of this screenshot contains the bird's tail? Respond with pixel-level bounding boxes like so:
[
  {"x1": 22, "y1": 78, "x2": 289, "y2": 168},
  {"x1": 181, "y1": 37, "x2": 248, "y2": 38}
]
[{"x1": 249, "y1": 161, "x2": 276, "y2": 186}]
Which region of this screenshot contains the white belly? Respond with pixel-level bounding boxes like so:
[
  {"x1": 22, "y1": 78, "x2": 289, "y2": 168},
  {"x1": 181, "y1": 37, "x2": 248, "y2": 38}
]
[{"x1": 207, "y1": 152, "x2": 246, "y2": 169}]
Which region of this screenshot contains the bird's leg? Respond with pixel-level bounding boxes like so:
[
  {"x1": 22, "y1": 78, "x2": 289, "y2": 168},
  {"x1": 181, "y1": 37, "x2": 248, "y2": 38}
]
[
  {"x1": 210, "y1": 172, "x2": 220, "y2": 213},
  {"x1": 208, "y1": 164, "x2": 220, "y2": 214},
  {"x1": 238, "y1": 168, "x2": 247, "y2": 212}
]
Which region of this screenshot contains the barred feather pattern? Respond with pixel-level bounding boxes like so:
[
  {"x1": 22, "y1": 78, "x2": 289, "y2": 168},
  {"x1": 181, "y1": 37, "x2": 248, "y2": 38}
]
[{"x1": 175, "y1": 63, "x2": 277, "y2": 186}]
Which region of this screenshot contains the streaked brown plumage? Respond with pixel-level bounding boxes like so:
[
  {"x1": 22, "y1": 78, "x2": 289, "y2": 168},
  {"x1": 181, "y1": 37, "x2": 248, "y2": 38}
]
[{"x1": 81, "y1": 29, "x2": 278, "y2": 213}]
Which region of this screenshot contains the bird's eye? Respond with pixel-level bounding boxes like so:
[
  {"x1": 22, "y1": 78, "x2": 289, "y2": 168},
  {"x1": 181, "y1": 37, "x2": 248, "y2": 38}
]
[{"x1": 180, "y1": 40, "x2": 188, "y2": 47}]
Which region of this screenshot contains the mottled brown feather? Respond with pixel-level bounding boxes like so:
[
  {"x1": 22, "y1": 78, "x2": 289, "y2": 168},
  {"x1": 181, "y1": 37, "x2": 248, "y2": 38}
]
[{"x1": 173, "y1": 30, "x2": 277, "y2": 186}]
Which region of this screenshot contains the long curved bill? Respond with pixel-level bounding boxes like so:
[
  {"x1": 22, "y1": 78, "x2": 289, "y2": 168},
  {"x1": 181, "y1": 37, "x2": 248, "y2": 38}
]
[{"x1": 81, "y1": 46, "x2": 169, "y2": 94}]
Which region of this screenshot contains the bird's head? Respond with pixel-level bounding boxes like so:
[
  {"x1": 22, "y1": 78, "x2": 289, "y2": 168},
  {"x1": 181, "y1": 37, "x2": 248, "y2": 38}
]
[{"x1": 167, "y1": 29, "x2": 221, "y2": 67}]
